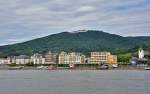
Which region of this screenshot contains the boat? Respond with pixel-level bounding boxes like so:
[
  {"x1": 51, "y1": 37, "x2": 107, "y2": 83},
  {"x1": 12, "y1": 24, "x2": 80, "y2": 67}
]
[
  {"x1": 9, "y1": 66, "x2": 24, "y2": 70},
  {"x1": 97, "y1": 64, "x2": 109, "y2": 70},
  {"x1": 144, "y1": 67, "x2": 150, "y2": 70},
  {"x1": 37, "y1": 66, "x2": 49, "y2": 70},
  {"x1": 69, "y1": 64, "x2": 75, "y2": 69},
  {"x1": 112, "y1": 64, "x2": 118, "y2": 68},
  {"x1": 37, "y1": 66, "x2": 44, "y2": 69},
  {"x1": 48, "y1": 65, "x2": 55, "y2": 70}
]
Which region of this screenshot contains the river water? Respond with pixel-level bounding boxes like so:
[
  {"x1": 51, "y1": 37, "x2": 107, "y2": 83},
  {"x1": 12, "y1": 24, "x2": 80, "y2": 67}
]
[{"x1": 0, "y1": 70, "x2": 150, "y2": 94}]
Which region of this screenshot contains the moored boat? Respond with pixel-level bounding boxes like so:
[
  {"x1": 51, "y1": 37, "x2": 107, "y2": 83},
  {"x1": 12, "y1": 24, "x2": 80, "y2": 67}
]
[
  {"x1": 9, "y1": 66, "x2": 24, "y2": 70},
  {"x1": 37, "y1": 66, "x2": 49, "y2": 70},
  {"x1": 144, "y1": 67, "x2": 150, "y2": 70},
  {"x1": 96, "y1": 64, "x2": 109, "y2": 70}
]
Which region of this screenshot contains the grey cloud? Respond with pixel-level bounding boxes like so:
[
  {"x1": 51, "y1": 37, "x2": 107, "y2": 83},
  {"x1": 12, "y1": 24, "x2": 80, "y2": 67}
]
[{"x1": 0, "y1": 0, "x2": 150, "y2": 45}]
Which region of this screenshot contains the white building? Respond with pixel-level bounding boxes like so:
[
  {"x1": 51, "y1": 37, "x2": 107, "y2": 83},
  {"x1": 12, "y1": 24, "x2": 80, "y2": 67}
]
[
  {"x1": 138, "y1": 48, "x2": 144, "y2": 59},
  {"x1": 12, "y1": 55, "x2": 30, "y2": 64},
  {"x1": 59, "y1": 52, "x2": 85, "y2": 64},
  {"x1": 0, "y1": 58, "x2": 11, "y2": 64},
  {"x1": 31, "y1": 53, "x2": 45, "y2": 64}
]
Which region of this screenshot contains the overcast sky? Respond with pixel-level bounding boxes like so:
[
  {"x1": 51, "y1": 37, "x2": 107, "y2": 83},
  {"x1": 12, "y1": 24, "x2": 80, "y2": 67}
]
[{"x1": 0, "y1": 0, "x2": 150, "y2": 45}]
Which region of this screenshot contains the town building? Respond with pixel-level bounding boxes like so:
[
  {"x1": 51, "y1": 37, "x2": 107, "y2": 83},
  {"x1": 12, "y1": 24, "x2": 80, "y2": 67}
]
[
  {"x1": 0, "y1": 58, "x2": 11, "y2": 64},
  {"x1": 108, "y1": 55, "x2": 118, "y2": 64},
  {"x1": 11, "y1": 55, "x2": 30, "y2": 64},
  {"x1": 89, "y1": 52, "x2": 117, "y2": 65},
  {"x1": 58, "y1": 51, "x2": 66, "y2": 64},
  {"x1": 45, "y1": 51, "x2": 58, "y2": 64},
  {"x1": 138, "y1": 48, "x2": 144, "y2": 59},
  {"x1": 131, "y1": 48, "x2": 150, "y2": 65},
  {"x1": 31, "y1": 53, "x2": 45, "y2": 64},
  {"x1": 59, "y1": 52, "x2": 85, "y2": 64}
]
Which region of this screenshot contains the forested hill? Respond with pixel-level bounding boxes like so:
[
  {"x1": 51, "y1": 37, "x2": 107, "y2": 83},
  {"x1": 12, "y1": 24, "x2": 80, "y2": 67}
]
[{"x1": 0, "y1": 30, "x2": 150, "y2": 56}]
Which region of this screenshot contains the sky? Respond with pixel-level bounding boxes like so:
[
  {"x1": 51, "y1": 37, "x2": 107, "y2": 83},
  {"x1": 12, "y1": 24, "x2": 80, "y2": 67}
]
[{"x1": 0, "y1": 0, "x2": 150, "y2": 46}]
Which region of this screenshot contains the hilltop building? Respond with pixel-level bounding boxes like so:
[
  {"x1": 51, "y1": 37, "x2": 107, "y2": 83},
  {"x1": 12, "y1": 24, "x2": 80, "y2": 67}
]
[
  {"x1": 89, "y1": 52, "x2": 117, "y2": 65},
  {"x1": 59, "y1": 52, "x2": 85, "y2": 64}
]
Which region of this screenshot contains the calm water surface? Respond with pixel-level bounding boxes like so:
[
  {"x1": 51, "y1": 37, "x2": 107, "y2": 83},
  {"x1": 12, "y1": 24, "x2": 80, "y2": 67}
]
[{"x1": 0, "y1": 70, "x2": 150, "y2": 94}]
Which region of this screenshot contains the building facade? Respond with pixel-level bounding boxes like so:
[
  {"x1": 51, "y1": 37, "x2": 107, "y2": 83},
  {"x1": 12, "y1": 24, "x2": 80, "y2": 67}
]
[
  {"x1": 0, "y1": 58, "x2": 11, "y2": 64},
  {"x1": 31, "y1": 53, "x2": 45, "y2": 64},
  {"x1": 45, "y1": 51, "x2": 57, "y2": 64},
  {"x1": 59, "y1": 52, "x2": 85, "y2": 64},
  {"x1": 89, "y1": 52, "x2": 117, "y2": 64},
  {"x1": 11, "y1": 55, "x2": 30, "y2": 64}
]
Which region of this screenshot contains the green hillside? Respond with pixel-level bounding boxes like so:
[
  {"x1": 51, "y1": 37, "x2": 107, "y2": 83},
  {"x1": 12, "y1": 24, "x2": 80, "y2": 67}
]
[{"x1": 0, "y1": 30, "x2": 150, "y2": 56}]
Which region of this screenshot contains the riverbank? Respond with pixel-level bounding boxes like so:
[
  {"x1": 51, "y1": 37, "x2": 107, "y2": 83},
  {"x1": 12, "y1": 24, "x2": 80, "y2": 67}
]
[{"x1": 0, "y1": 65, "x2": 148, "y2": 70}]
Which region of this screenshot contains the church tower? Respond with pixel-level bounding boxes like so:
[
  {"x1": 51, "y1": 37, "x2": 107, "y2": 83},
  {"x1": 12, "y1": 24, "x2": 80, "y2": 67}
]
[{"x1": 138, "y1": 48, "x2": 144, "y2": 59}]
